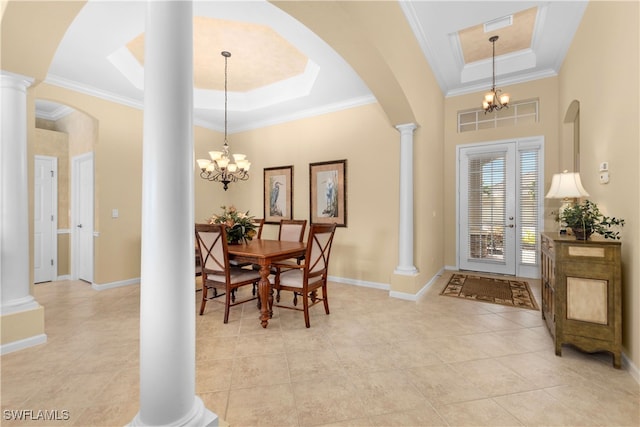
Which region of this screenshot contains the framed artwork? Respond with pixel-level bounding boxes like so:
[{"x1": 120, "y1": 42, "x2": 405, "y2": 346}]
[
  {"x1": 309, "y1": 159, "x2": 347, "y2": 227},
  {"x1": 263, "y1": 166, "x2": 293, "y2": 224}
]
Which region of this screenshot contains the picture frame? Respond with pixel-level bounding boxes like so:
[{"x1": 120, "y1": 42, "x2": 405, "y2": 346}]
[
  {"x1": 309, "y1": 159, "x2": 347, "y2": 227},
  {"x1": 263, "y1": 166, "x2": 293, "y2": 224}
]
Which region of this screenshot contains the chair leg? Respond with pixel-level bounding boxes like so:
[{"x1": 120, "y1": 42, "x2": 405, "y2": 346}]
[
  {"x1": 322, "y1": 284, "x2": 330, "y2": 315},
  {"x1": 199, "y1": 286, "x2": 207, "y2": 315},
  {"x1": 223, "y1": 290, "x2": 232, "y2": 323},
  {"x1": 302, "y1": 294, "x2": 311, "y2": 328}
]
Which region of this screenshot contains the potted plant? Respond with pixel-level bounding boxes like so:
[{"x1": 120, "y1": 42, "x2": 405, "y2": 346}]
[
  {"x1": 560, "y1": 199, "x2": 625, "y2": 240},
  {"x1": 208, "y1": 205, "x2": 258, "y2": 244}
]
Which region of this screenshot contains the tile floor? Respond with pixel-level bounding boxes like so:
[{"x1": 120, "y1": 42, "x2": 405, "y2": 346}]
[{"x1": 1, "y1": 272, "x2": 639, "y2": 426}]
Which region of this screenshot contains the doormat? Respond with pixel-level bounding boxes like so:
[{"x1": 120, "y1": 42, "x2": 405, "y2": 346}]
[{"x1": 440, "y1": 273, "x2": 539, "y2": 311}]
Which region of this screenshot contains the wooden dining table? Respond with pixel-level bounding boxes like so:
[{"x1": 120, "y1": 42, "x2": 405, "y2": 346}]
[{"x1": 227, "y1": 239, "x2": 306, "y2": 328}]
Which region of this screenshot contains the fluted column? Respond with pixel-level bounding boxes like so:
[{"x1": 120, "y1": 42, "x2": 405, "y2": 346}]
[
  {"x1": 394, "y1": 123, "x2": 418, "y2": 275},
  {"x1": 130, "y1": 1, "x2": 216, "y2": 426}
]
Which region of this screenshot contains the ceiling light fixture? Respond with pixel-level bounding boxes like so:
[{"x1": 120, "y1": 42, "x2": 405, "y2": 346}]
[
  {"x1": 197, "y1": 51, "x2": 250, "y2": 191},
  {"x1": 482, "y1": 35, "x2": 510, "y2": 113}
]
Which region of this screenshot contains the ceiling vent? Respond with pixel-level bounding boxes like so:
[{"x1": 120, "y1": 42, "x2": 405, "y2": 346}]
[{"x1": 484, "y1": 15, "x2": 513, "y2": 33}]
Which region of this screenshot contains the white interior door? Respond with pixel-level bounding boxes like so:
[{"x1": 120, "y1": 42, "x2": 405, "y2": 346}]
[
  {"x1": 72, "y1": 152, "x2": 94, "y2": 283},
  {"x1": 34, "y1": 155, "x2": 57, "y2": 283},
  {"x1": 458, "y1": 138, "x2": 543, "y2": 278}
]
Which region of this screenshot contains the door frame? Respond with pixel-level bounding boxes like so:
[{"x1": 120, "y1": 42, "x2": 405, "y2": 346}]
[
  {"x1": 34, "y1": 155, "x2": 58, "y2": 283},
  {"x1": 456, "y1": 136, "x2": 544, "y2": 278},
  {"x1": 71, "y1": 152, "x2": 94, "y2": 282}
]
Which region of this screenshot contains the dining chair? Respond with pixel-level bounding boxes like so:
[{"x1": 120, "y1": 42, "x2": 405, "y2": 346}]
[
  {"x1": 278, "y1": 219, "x2": 307, "y2": 243},
  {"x1": 270, "y1": 223, "x2": 337, "y2": 328},
  {"x1": 195, "y1": 223, "x2": 261, "y2": 323},
  {"x1": 253, "y1": 218, "x2": 265, "y2": 239},
  {"x1": 262, "y1": 219, "x2": 308, "y2": 300}
]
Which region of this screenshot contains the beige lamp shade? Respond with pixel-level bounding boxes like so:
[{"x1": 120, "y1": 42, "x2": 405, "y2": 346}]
[{"x1": 545, "y1": 171, "x2": 590, "y2": 199}]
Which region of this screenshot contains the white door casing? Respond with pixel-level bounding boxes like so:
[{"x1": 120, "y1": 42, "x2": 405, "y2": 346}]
[
  {"x1": 457, "y1": 137, "x2": 544, "y2": 278},
  {"x1": 71, "y1": 152, "x2": 94, "y2": 283},
  {"x1": 34, "y1": 155, "x2": 57, "y2": 283}
]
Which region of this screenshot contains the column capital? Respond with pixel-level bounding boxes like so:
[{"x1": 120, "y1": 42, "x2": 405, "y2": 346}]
[
  {"x1": 1, "y1": 71, "x2": 34, "y2": 90},
  {"x1": 395, "y1": 122, "x2": 418, "y2": 134}
]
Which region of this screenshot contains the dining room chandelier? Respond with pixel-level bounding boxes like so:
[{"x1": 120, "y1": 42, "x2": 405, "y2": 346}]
[
  {"x1": 196, "y1": 51, "x2": 250, "y2": 191},
  {"x1": 482, "y1": 35, "x2": 510, "y2": 113}
]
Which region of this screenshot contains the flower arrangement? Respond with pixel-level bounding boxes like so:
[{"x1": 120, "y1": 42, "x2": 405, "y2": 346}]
[
  {"x1": 208, "y1": 205, "x2": 257, "y2": 244},
  {"x1": 560, "y1": 199, "x2": 625, "y2": 240}
]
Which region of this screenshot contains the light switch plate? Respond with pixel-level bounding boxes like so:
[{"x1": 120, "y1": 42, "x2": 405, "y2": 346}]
[
  {"x1": 599, "y1": 162, "x2": 609, "y2": 171},
  {"x1": 599, "y1": 172, "x2": 610, "y2": 184}
]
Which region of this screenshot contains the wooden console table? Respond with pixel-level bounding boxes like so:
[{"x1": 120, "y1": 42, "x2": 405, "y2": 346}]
[{"x1": 540, "y1": 232, "x2": 622, "y2": 368}]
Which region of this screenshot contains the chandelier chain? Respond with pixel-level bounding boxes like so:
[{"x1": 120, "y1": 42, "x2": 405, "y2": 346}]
[{"x1": 195, "y1": 50, "x2": 251, "y2": 191}]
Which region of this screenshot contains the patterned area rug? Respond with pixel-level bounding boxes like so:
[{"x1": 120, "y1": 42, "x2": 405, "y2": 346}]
[{"x1": 441, "y1": 273, "x2": 539, "y2": 311}]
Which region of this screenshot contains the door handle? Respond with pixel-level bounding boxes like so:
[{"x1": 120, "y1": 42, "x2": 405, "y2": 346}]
[
  {"x1": 77, "y1": 224, "x2": 83, "y2": 228},
  {"x1": 507, "y1": 224, "x2": 514, "y2": 228}
]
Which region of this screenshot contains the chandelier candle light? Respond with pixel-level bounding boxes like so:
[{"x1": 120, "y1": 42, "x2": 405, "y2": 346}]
[
  {"x1": 197, "y1": 51, "x2": 250, "y2": 191},
  {"x1": 482, "y1": 35, "x2": 510, "y2": 113}
]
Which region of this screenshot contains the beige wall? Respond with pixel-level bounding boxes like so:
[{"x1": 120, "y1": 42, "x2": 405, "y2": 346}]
[
  {"x1": 444, "y1": 77, "x2": 561, "y2": 267},
  {"x1": 196, "y1": 103, "x2": 402, "y2": 285},
  {"x1": 559, "y1": 0, "x2": 639, "y2": 368}
]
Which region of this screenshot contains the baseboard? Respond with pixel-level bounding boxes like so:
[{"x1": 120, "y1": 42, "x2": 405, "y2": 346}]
[
  {"x1": 622, "y1": 352, "x2": 640, "y2": 384},
  {"x1": 330, "y1": 268, "x2": 445, "y2": 302},
  {"x1": 389, "y1": 267, "x2": 445, "y2": 301},
  {"x1": 327, "y1": 275, "x2": 390, "y2": 291},
  {"x1": 1, "y1": 333, "x2": 47, "y2": 355},
  {"x1": 92, "y1": 277, "x2": 140, "y2": 291},
  {"x1": 56, "y1": 274, "x2": 71, "y2": 281}
]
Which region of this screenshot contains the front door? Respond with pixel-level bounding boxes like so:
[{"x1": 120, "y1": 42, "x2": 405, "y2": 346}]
[{"x1": 458, "y1": 138, "x2": 543, "y2": 278}]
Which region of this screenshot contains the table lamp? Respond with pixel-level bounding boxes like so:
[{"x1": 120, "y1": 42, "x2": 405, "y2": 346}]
[{"x1": 545, "y1": 170, "x2": 590, "y2": 234}]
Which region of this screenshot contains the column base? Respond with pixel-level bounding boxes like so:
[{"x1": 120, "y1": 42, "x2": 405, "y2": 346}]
[
  {"x1": 390, "y1": 269, "x2": 421, "y2": 296},
  {"x1": 130, "y1": 396, "x2": 218, "y2": 427},
  {"x1": 0, "y1": 303, "x2": 46, "y2": 355},
  {"x1": 393, "y1": 266, "x2": 418, "y2": 275}
]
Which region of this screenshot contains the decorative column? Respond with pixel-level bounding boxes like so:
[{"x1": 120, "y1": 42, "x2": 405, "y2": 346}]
[
  {"x1": 130, "y1": 2, "x2": 216, "y2": 426},
  {"x1": 0, "y1": 71, "x2": 46, "y2": 354},
  {"x1": 394, "y1": 123, "x2": 418, "y2": 275}
]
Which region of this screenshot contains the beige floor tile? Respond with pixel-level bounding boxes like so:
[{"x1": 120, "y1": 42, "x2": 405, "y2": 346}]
[
  {"x1": 2, "y1": 276, "x2": 638, "y2": 427},
  {"x1": 450, "y1": 358, "x2": 537, "y2": 397},
  {"x1": 291, "y1": 375, "x2": 369, "y2": 426},
  {"x1": 493, "y1": 389, "x2": 599, "y2": 426},
  {"x1": 226, "y1": 383, "x2": 298, "y2": 426},
  {"x1": 436, "y1": 398, "x2": 524, "y2": 426},
  {"x1": 230, "y1": 353, "x2": 290, "y2": 389},
  {"x1": 349, "y1": 369, "x2": 429, "y2": 416},
  {"x1": 407, "y1": 363, "x2": 489, "y2": 405},
  {"x1": 368, "y1": 405, "x2": 446, "y2": 426}
]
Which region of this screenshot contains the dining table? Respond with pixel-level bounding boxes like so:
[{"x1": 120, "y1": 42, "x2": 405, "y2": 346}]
[{"x1": 227, "y1": 239, "x2": 306, "y2": 328}]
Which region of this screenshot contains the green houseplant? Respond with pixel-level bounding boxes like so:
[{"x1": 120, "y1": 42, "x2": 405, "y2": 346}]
[
  {"x1": 208, "y1": 205, "x2": 257, "y2": 244},
  {"x1": 560, "y1": 199, "x2": 625, "y2": 240}
]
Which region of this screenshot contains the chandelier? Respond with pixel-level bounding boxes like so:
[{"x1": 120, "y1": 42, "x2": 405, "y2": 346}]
[
  {"x1": 196, "y1": 51, "x2": 250, "y2": 191},
  {"x1": 482, "y1": 35, "x2": 510, "y2": 113}
]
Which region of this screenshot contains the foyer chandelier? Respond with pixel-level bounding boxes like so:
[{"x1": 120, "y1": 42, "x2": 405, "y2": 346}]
[
  {"x1": 482, "y1": 35, "x2": 510, "y2": 113},
  {"x1": 196, "y1": 51, "x2": 250, "y2": 191}
]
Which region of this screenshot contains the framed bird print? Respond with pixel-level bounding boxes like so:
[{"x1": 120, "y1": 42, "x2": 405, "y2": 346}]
[
  {"x1": 309, "y1": 159, "x2": 347, "y2": 227},
  {"x1": 264, "y1": 166, "x2": 293, "y2": 224}
]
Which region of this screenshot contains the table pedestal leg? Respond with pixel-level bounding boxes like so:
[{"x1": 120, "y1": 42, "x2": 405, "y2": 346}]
[{"x1": 258, "y1": 263, "x2": 271, "y2": 328}]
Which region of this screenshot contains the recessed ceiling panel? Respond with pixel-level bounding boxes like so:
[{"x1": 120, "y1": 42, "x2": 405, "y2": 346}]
[
  {"x1": 459, "y1": 7, "x2": 537, "y2": 64},
  {"x1": 125, "y1": 17, "x2": 308, "y2": 92}
]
